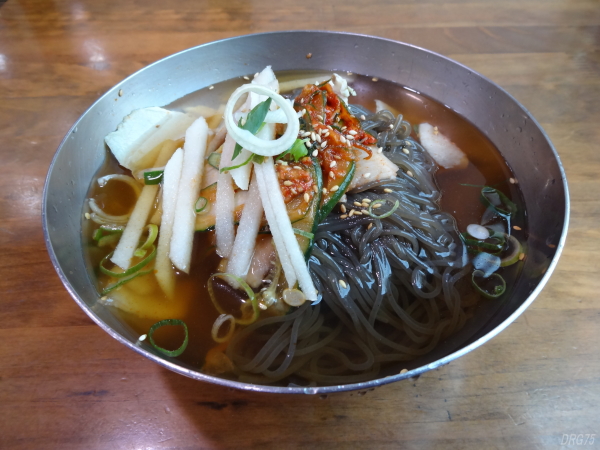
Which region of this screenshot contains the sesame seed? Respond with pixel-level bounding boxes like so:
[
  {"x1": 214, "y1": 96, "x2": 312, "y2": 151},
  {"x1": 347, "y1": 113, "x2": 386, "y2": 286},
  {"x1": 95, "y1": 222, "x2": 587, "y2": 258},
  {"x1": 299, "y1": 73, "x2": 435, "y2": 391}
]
[
  {"x1": 312, "y1": 150, "x2": 319, "y2": 157},
  {"x1": 138, "y1": 334, "x2": 147, "y2": 342},
  {"x1": 283, "y1": 180, "x2": 293, "y2": 186},
  {"x1": 363, "y1": 172, "x2": 371, "y2": 178},
  {"x1": 339, "y1": 279, "x2": 348, "y2": 288},
  {"x1": 254, "y1": 72, "x2": 259, "y2": 78},
  {"x1": 340, "y1": 194, "x2": 347, "y2": 202},
  {"x1": 243, "y1": 75, "x2": 250, "y2": 80},
  {"x1": 315, "y1": 134, "x2": 321, "y2": 143},
  {"x1": 118, "y1": 89, "x2": 123, "y2": 97},
  {"x1": 388, "y1": 123, "x2": 394, "y2": 129},
  {"x1": 378, "y1": 147, "x2": 383, "y2": 153},
  {"x1": 363, "y1": 198, "x2": 372, "y2": 203},
  {"x1": 330, "y1": 161, "x2": 337, "y2": 168},
  {"x1": 403, "y1": 148, "x2": 410, "y2": 154},
  {"x1": 316, "y1": 114, "x2": 323, "y2": 121},
  {"x1": 259, "y1": 302, "x2": 268, "y2": 310},
  {"x1": 372, "y1": 77, "x2": 379, "y2": 82},
  {"x1": 347, "y1": 71, "x2": 353, "y2": 75},
  {"x1": 342, "y1": 126, "x2": 347, "y2": 131},
  {"x1": 384, "y1": 188, "x2": 393, "y2": 193},
  {"x1": 348, "y1": 130, "x2": 358, "y2": 135},
  {"x1": 349, "y1": 210, "x2": 355, "y2": 217},
  {"x1": 346, "y1": 135, "x2": 354, "y2": 140},
  {"x1": 519, "y1": 253, "x2": 525, "y2": 260},
  {"x1": 373, "y1": 203, "x2": 382, "y2": 209},
  {"x1": 327, "y1": 125, "x2": 333, "y2": 130},
  {"x1": 314, "y1": 185, "x2": 319, "y2": 193},
  {"x1": 340, "y1": 214, "x2": 348, "y2": 219},
  {"x1": 304, "y1": 192, "x2": 310, "y2": 202},
  {"x1": 360, "y1": 115, "x2": 366, "y2": 120},
  {"x1": 433, "y1": 126, "x2": 439, "y2": 135},
  {"x1": 354, "y1": 201, "x2": 362, "y2": 207},
  {"x1": 311, "y1": 132, "x2": 317, "y2": 141},
  {"x1": 367, "y1": 222, "x2": 374, "y2": 230},
  {"x1": 340, "y1": 204, "x2": 347, "y2": 213},
  {"x1": 208, "y1": 85, "x2": 214, "y2": 90},
  {"x1": 281, "y1": 161, "x2": 288, "y2": 166},
  {"x1": 509, "y1": 177, "x2": 516, "y2": 184},
  {"x1": 301, "y1": 131, "x2": 311, "y2": 137},
  {"x1": 301, "y1": 109, "x2": 307, "y2": 115},
  {"x1": 100, "y1": 296, "x2": 108, "y2": 301},
  {"x1": 340, "y1": 136, "x2": 347, "y2": 144},
  {"x1": 84, "y1": 212, "x2": 90, "y2": 220},
  {"x1": 306, "y1": 53, "x2": 312, "y2": 59},
  {"x1": 406, "y1": 170, "x2": 414, "y2": 177},
  {"x1": 513, "y1": 225, "x2": 522, "y2": 231},
  {"x1": 323, "y1": 132, "x2": 330, "y2": 137},
  {"x1": 321, "y1": 141, "x2": 327, "y2": 148},
  {"x1": 329, "y1": 171, "x2": 335, "y2": 179},
  {"x1": 354, "y1": 211, "x2": 363, "y2": 215},
  {"x1": 293, "y1": 166, "x2": 302, "y2": 170},
  {"x1": 322, "y1": 188, "x2": 328, "y2": 194},
  {"x1": 400, "y1": 368, "x2": 408, "y2": 374},
  {"x1": 333, "y1": 154, "x2": 341, "y2": 160},
  {"x1": 362, "y1": 202, "x2": 369, "y2": 208}
]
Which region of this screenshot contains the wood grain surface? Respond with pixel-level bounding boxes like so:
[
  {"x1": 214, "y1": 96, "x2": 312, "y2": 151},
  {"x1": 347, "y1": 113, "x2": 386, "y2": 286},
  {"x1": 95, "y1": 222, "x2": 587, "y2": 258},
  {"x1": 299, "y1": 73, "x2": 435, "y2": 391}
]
[{"x1": 1, "y1": 0, "x2": 599, "y2": 448}]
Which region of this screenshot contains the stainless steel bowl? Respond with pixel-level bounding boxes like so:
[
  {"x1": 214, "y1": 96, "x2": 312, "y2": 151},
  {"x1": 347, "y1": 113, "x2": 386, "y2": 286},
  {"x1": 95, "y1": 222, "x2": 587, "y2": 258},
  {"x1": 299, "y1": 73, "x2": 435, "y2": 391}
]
[{"x1": 43, "y1": 31, "x2": 569, "y2": 394}]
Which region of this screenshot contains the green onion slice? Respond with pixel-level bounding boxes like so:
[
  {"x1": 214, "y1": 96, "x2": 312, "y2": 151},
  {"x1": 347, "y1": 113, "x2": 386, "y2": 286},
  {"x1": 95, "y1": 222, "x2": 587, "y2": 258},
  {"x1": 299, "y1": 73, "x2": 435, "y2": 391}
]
[
  {"x1": 101, "y1": 268, "x2": 153, "y2": 295},
  {"x1": 366, "y1": 199, "x2": 400, "y2": 219},
  {"x1": 480, "y1": 186, "x2": 517, "y2": 218},
  {"x1": 220, "y1": 153, "x2": 253, "y2": 173},
  {"x1": 472, "y1": 270, "x2": 506, "y2": 299},
  {"x1": 292, "y1": 228, "x2": 314, "y2": 239},
  {"x1": 133, "y1": 224, "x2": 158, "y2": 257},
  {"x1": 100, "y1": 245, "x2": 156, "y2": 278},
  {"x1": 195, "y1": 196, "x2": 209, "y2": 213},
  {"x1": 144, "y1": 170, "x2": 164, "y2": 185},
  {"x1": 500, "y1": 234, "x2": 523, "y2": 267},
  {"x1": 211, "y1": 314, "x2": 236, "y2": 343},
  {"x1": 147, "y1": 319, "x2": 189, "y2": 357},
  {"x1": 207, "y1": 273, "x2": 260, "y2": 325},
  {"x1": 460, "y1": 231, "x2": 505, "y2": 254}
]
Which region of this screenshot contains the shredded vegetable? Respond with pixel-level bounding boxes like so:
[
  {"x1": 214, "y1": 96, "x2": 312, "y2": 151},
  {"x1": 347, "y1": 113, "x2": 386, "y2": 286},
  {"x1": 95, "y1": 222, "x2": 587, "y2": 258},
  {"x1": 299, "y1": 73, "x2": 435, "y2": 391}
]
[{"x1": 207, "y1": 273, "x2": 260, "y2": 325}]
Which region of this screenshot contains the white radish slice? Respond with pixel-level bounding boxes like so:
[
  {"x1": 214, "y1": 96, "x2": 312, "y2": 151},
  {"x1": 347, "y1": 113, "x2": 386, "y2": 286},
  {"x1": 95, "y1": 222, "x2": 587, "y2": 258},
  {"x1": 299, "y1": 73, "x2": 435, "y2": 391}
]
[
  {"x1": 215, "y1": 134, "x2": 237, "y2": 258},
  {"x1": 105, "y1": 107, "x2": 194, "y2": 174},
  {"x1": 226, "y1": 172, "x2": 264, "y2": 279},
  {"x1": 155, "y1": 148, "x2": 184, "y2": 297},
  {"x1": 419, "y1": 123, "x2": 469, "y2": 170},
  {"x1": 110, "y1": 184, "x2": 159, "y2": 270},
  {"x1": 253, "y1": 160, "x2": 296, "y2": 290},
  {"x1": 224, "y1": 85, "x2": 299, "y2": 157},
  {"x1": 170, "y1": 117, "x2": 209, "y2": 273},
  {"x1": 255, "y1": 158, "x2": 318, "y2": 302}
]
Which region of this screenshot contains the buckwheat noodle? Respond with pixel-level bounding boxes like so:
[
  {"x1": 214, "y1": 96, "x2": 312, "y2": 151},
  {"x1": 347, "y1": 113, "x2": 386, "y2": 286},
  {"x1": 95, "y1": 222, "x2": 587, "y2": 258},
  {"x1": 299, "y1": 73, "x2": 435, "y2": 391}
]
[{"x1": 226, "y1": 107, "x2": 473, "y2": 385}]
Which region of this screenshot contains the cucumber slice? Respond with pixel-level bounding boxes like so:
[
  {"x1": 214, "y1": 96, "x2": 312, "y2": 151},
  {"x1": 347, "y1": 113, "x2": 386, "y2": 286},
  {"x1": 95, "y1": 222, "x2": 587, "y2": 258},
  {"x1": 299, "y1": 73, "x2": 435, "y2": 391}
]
[{"x1": 292, "y1": 157, "x2": 323, "y2": 258}]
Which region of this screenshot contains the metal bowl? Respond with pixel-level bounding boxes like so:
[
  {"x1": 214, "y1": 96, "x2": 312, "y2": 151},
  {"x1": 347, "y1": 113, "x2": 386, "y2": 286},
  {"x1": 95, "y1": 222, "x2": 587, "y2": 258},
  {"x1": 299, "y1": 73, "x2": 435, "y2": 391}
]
[{"x1": 43, "y1": 31, "x2": 569, "y2": 394}]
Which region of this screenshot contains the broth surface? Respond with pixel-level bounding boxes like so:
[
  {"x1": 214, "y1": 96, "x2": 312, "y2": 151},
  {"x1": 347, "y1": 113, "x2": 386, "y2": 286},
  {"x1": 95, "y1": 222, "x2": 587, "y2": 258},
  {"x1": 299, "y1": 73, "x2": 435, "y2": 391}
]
[{"x1": 86, "y1": 72, "x2": 527, "y2": 374}]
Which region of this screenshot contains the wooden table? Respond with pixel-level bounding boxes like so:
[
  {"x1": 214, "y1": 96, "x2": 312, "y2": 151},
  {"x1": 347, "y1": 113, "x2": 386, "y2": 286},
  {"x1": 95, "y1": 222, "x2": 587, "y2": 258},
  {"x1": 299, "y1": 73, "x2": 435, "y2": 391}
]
[{"x1": 1, "y1": 0, "x2": 598, "y2": 448}]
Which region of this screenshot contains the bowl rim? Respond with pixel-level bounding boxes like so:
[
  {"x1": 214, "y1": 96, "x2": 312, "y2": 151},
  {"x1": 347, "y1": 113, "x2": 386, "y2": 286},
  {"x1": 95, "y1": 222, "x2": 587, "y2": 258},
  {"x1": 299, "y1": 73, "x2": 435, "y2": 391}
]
[{"x1": 43, "y1": 30, "x2": 570, "y2": 395}]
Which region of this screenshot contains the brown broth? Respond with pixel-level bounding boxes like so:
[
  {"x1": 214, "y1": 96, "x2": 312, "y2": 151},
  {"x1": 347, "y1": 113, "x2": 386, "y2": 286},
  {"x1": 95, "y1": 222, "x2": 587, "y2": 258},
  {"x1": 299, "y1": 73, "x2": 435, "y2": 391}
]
[{"x1": 85, "y1": 71, "x2": 526, "y2": 373}]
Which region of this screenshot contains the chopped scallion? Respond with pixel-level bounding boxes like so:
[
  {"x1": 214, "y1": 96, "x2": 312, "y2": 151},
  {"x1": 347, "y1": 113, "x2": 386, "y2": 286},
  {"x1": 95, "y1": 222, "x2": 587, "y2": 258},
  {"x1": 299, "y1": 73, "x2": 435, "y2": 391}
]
[
  {"x1": 207, "y1": 273, "x2": 260, "y2": 325},
  {"x1": 195, "y1": 196, "x2": 209, "y2": 214},
  {"x1": 472, "y1": 270, "x2": 506, "y2": 299},
  {"x1": 147, "y1": 319, "x2": 189, "y2": 357},
  {"x1": 100, "y1": 245, "x2": 156, "y2": 278},
  {"x1": 143, "y1": 170, "x2": 164, "y2": 185},
  {"x1": 366, "y1": 199, "x2": 400, "y2": 219}
]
